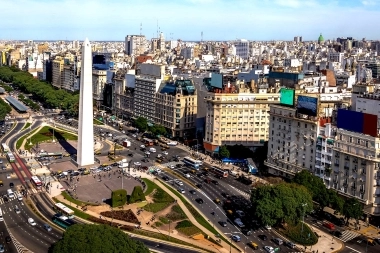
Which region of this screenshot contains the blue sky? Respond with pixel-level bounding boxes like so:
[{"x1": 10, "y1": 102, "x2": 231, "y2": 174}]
[{"x1": 1, "y1": 0, "x2": 380, "y2": 41}]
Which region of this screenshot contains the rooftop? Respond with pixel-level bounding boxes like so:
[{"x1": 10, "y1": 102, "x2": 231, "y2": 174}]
[{"x1": 5, "y1": 96, "x2": 28, "y2": 112}]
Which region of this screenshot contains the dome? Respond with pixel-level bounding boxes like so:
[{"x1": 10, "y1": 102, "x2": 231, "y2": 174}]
[{"x1": 318, "y1": 33, "x2": 324, "y2": 43}]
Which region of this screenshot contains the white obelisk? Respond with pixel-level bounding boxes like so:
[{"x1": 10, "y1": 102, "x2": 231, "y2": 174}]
[{"x1": 77, "y1": 38, "x2": 94, "y2": 166}]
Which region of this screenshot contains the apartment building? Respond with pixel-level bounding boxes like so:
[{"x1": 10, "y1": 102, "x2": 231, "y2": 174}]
[
  {"x1": 113, "y1": 69, "x2": 135, "y2": 118},
  {"x1": 332, "y1": 128, "x2": 380, "y2": 215},
  {"x1": 203, "y1": 82, "x2": 280, "y2": 154},
  {"x1": 125, "y1": 35, "x2": 146, "y2": 56},
  {"x1": 62, "y1": 64, "x2": 79, "y2": 92},
  {"x1": 264, "y1": 104, "x2": 319, "y2": 178},
  {"x1": 134, "y1": 63, "x2": 165, "y2": 122},
  {"x1": 52, "y1": 58, "x2": 64, "y2": 88},
  {"x1": 92, "y1": 70, "x2": 107, "y2": 109},
  {"x1": 315, "y1": 120, "x2": 335, "y2": 185},
  {"x1": 155, "y1": 79, "x2": 197, "y2": 138}
]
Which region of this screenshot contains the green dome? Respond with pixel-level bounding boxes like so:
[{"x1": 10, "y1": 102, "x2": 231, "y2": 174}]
[{"x1": 318, "y1": 33, "x2": 324, "y2": 43}]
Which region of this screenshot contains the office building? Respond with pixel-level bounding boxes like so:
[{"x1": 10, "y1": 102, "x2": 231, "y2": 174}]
[
  {"x1": 52, "y1": 58, "x2": 65, "y2": 88},
  {"x1": 155, "y1": 79, "x2": 197, "y2": 138},
  {"x1": 92, "y1": 70, "x2": 107, "y2": 109},
  {"x1": 125, "y1": 35, "x2": 146, "y2": 56}
]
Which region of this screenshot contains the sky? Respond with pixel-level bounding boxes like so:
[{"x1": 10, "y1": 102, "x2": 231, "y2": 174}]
[{"x1": 1, "y1": 0, "x2": 380, "y2": 41}]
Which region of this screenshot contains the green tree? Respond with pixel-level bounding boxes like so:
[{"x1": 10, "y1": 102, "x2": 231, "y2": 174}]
[
  {"x1": 149, "y1": 124, "x2": 167, "y2": 136},
  {"x1": 219, "y1": 145, "x2": 230, "y2": 158},
  {"x1": 251, "y1": 183, "x2": 313, "y2": 226},
  {"x1": 342, "y1": 198, "x2": 363, "y2": 223},
  {"x1": 111, "y1": 189, "x2": 127, "y2": 208},
  {"x1": 327, "y1": 189, "x2": 344, "y2": 214},
  {"x1": 134, "y1": 117, "x2": 148, "y2": 131},
  {"x1": 49, "y1": 224, "x2": 149, "y2": 253},
  {"x1": 129, "y1": 186, "x2": 146, "y2": 203}
]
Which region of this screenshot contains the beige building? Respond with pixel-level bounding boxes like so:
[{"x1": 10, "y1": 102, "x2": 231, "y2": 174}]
[
  {"x1": 52, "y1": 58, "x2": 64, "y2": 88},
  {"x1": 333, "y1": 128, "x2": 380, "y2": 215},
  {"x1": 203, "y1": 82, "x2": 280, "y2": 153},
  {"x1": 113, "y1": 69, "x2": 135, "y2": 118},
  {"x1": 92, "y1": 69, "x2": 107, "y2": 109},
  {"x1": 155, "y1": 79, "x2": 197, "y2": 138},
  {"x1": 264, "y1": 104, "x2": 319, "y2": 178}
]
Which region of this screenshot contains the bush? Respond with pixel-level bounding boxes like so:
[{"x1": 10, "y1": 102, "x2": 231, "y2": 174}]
[
  {"x1": 175, "y1": 220, "x2": 202, "y2": 237},
  {"x1": 281, "y1": 222, "x2": 318, "y2": 246},
  {"x1": 129, "y1": 186, "x2": 146, "y2": 203},
  {"x1": 100, "y1": 210, "x2": 139, "y2": 224},
  {"x1": 143, "y1": 187, "x2": 174, "y2": 213},
  {"x1": 111, "y1": 189, "x2": 127, "y2": 208},
  {"x1": 159, "y1": 216, "x2": 170, "y2": 224},
  {"x1": 166, "y1": 205, "x2": 186, "y2": 221}
]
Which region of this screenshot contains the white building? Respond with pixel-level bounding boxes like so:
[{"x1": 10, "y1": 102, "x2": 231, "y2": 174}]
[
  {"x1": 125, "y1": 35, "x2": 146, "y2": 55},
  {"x1": 235, "y1": 39, "x2": 249, "y2": 60},
  {"x1": 134, "y1": 63, "x2": 165, "y2": 122}
]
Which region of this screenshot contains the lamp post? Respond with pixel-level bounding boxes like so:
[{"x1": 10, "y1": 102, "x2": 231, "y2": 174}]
[
  {"x1": 168, "y1": 219, "x2": 171, "y2": 241},
  {"x1": 301, "y1": 203, "x2": 307, "y2": 242}
]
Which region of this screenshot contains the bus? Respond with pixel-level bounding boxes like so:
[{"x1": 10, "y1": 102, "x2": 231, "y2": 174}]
[
  {"x1": 1, "y1": 143, "x2": 9, "y2": 153},
  {"x1": 30, "y1": 176, "x2": 42, "y2": 190},
  {"x1": 54, "y1": 203, "x2": 74, "y2": 219},
  {"x1": 6, "y1": 152, "x2": 15, "y2": 163},
  {"x1": 211, "y1": 166, "x2": 229, "y2": 178},
  {"x1": 143, "y1": 138, "x2": 154, "y2": 146},
  {"x1": 183, "y1": 156, "x2": 202, "y2": 169},
  {"x1": 52, "y1": 214, "x2": 76, "y2": 229},
  {"x1": 0, "y1": 208, "x2": 3, "y2": 222}
]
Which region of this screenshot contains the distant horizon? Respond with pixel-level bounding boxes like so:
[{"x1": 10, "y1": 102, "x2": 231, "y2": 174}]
[{"x1": 1, "y1": 0, "x2": 380, "y2": 41}]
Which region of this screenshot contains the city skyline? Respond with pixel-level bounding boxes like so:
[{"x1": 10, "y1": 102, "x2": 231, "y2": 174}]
[{"x1": 1, "y1": 0, "x2": 380, "y2": 41}]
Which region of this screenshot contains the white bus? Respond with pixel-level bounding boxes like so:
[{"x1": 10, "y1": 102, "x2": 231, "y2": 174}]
[
  {"x1": 1, "y1": 143, "x2": 9, "y2": 153},
  {"x1": 0, "y1": 208, "x2": 3, "y2": 221},
  {"x1": 6, "y1": 152, "x2": 15, "y2": 163},
  {"x1": 54, "y1": 203, "x2": 75, "y2": 219},
  {"x1": 183, "y1": 156, "x2": 202, "y2": 169}
]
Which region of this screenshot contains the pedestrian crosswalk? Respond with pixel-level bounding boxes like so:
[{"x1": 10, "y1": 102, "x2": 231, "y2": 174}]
[
  {"x1": 149, "y1": 161, "x2": 181, "y2": 172},
  {"x1": 0, "y1": 189, "x2": 38, "y2": 205},
  {"x1": 339, "y1": 230, "x2": 361, "y2": 242}
]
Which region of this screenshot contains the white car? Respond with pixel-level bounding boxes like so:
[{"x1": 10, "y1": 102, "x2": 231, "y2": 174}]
[
  {"x1": 155, "y1": 169, "x2": 162, "y2": 173},
  {"x1": 178, "y1": 188, "x2": 185, "y2": 194},
  {"x1": 162, "y1": 151, "x2": 168, "y2": 155},
  {"x1": 140, "y1": 145, "x2": 146, "y2": 149},
  {"x1": 184, "y1": 173, "x2": 190, "y2": 178},
  {"x1": 145, "y1": 151, "x2": 151, "y2": 155},
  {"x1": 264, "y1": 246, "x2": 274, "y2": 253},
  {"x1": 132, "y1": 134, "x2": 137, "y2": 138},
  {"x1": 134, "y1": 162, "x2": 141, "y2": 166},
  {"x1": 168, "y1": 164, "x2": 175, "y2": 169},
  {"x1": 108, "y1": 133, "x2": 112, "y2": 137},
  {"x1": 265, "y1": 225, "x2": 271, "y2": 230},
  {"x1": 17, "y1": 194, "x2": 23, "y2": 201},
  {"x1": 175, "y1": 180, "x2": 183, "y2": 186},
  {"x1": 28, "y1": 218, "x2": 36, "y2": 226}
]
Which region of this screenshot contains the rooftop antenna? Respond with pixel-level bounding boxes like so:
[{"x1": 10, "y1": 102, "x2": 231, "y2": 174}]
[
  {"x1": 139, "y1": 22, "x2": 142, "y2": 55},
  {"x1": 201, "y1": 31, "x2": 203, "y2": 42},
  {"x1": 156, "y1": 19, "x2": 159, "y2": 38}
]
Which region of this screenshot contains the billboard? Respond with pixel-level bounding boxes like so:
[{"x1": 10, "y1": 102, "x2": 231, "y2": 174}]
[
  {"x1": 210, "y1": 73, "x2": 223, "y2": 89},
  {"x1": 297, "y1": 95, "x2": 318, "y2": 116},
  {"x1": 337, "y1": 109, "x2": 363, "y2": 133},
  {"x1": 280, "y1": 88, "x2": 295, "y2": 106},
  {"x1": 363, "y1": 113, "x2": 378, "y2": 137}
]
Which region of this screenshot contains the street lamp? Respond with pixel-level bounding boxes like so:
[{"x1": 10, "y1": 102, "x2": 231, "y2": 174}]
[
  {"x1": 301, "y1": 203, "x2": 308, "y2": 238},
  {"x1": 168, "y1": 219, "x2": 171, "y2": 241}
]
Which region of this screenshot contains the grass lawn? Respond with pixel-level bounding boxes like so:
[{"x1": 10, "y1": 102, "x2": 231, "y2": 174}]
[
  {"x1": 142, "y1": 178, "x2": 159, "y2": 196},
  {"x1": 22, "y1": 122, "x2": 31, "y2": 131},
  {"x1": 281, "y1": 222, "x2": 318, "y2": 246},
  {"x1": 60, "y1": 191, "x2": 97, "y2": 206},
  {"x1": 166, "y1": 204, "x2": 187, "y2": 221},
  {"x1": 175, "y1": 220, "x2": 202, "y2": 237},
  {"x1": 93, "y1": 118, "x2": 104, "y2": 125},
  {"x1": 16, "y1": 127, "x2": 40, "y2": 150},
  {"x1": 23, "y1": 126, "x2": 77, "y2": 150}
]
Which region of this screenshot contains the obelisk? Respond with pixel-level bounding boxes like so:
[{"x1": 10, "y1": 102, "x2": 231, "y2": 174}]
[{"x1": 77, "y1": 38, "x2": 94, "y2": 166}]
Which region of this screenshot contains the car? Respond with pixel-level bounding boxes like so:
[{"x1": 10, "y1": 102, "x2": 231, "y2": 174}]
[
  {"x1": 258, "y1": 234, "x2": 268, "y2": 241},
  {"x1": 264, "y1": 225, "x2": 271, "y2": 230},
  {"x1": 17, "y1": 194, "x2": 23, "y2": 201},
  {"x1": 221, "y1": 192, "x2": 230, "y2": 198},
  {"x1": 67, "y1": 169, "x2": 73, "y2": 174},
  {"x1": 134, "y1": 162, "x2": 141, "y2": 166},
  {"x1": 71, "y1": 171, "x2": 80, "y2": 176},
  {"x1": 247, "y1": 241, "x2": 259, "y2": 250},
  {"x1": 264, "y1": 246, "x2": 275, "y2": 253},
  {"x1": 162, "y1": 176, "x2": 169, "y2": 181},
  {"x1": 189, "y1": 190, "x2": 196, "y2": 195},
  {"x1": 5, "y1": 236, "x2": 11, "y2": 244},
  {"x1": 162, "y1": 151, "x2": 168, "y2": 155},
  {"x1": 218, "y1": 221, "x2": 227, "y2": 227},
  {"x1": 174, "y1": 180, "x2": 183, "y2": 186},
  {"x1": 128, "y1": 153, "x2": 134, "y2": 157},
  {"x1": 286, "y1": 241, "x2": 296, "y2": 248},
  {"x1": 211, "y1": 180, "x2": 219, "y2": 185},
  {"x1": 234, "y1": 218, "x2": 245, "y2": 228},
  {"x1": 2, "y1": 196, "x2": 8, "y2": 202},
  {"x1": 168, "y1": 164, "x2": 175, "y2": 169},
  {"x1": 231, "y1": 235, "x2": 241, "y2": 242},
  {"x1": 155, "y1": 169, "x2": 162, "y2": 173},
  {"x1": 6, "y1": 174, "x2": 10, "y2": 179},
  {"x1": 0, "y1": 244, "x2": 4, "y2": 253},
  {"x1": 333, "y1": 230, "x2": 343, "y2": 237},
  {"x1": 145, "y1": 151, "x2": 150, "y2": 155},
  {"x1": 241, "y1": 228, "x2": 252, "y2": 236},
  {"x1": 196, "y1": 183, "x2": 203, "y2": 188},
  {"x1": 43, "y1": 224, "x2": 52, "y2": 232},
  {"x1": 273, "y1": 238, "x2": 283, "y2": 245},
  {"x1": 184, "y1": 173, "x2": 190, "y2": 178},
  {"x1": 9, "y1": 182, "x2": 14, "y2": 188},
  {"x1": 132, "y1": 134, "x2": 137, "y2": 138},
  {"x1": 14, "y1": 205, "x2": 20, "y2": 214},
  {"x1": 195, "y1": 198, "x2": 204, "y2": 204},
  {"x1": 178, "y1": 188, "x2": 185, "y2": 194},
  {"x1": 28, "y1": 218, "x2": 36, "y2": 226}
]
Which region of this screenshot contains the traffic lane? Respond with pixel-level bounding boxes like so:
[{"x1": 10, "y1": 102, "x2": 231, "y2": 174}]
[
  {"x1": 8, "y1": 121, "x2": 43, "y2": 150},
  {"x1": 5, "y1": 199, "x2": 60, "y2": 244},
  {"x1": 159, "y1": 173, "x2": 293, "y2": 253},
  {"x1": 0, "y1": 220, "x2": 18, "y2": 253},
  {"x1": 133, "y1": 236, "x2": 201, "y2": 253}
]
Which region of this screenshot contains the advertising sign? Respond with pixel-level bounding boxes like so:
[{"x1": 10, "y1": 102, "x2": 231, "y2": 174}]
[
  {"x1": 280, "y1": 88, "x2": 295, "y2": 106},
  {"x1": 297, "y1": 96, "x2": 318, "y2": 116}
]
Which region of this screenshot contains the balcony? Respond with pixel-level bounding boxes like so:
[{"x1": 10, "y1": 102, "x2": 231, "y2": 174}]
[{"x1": 344, "y1": 166, "x2": 349, "y2": 170}]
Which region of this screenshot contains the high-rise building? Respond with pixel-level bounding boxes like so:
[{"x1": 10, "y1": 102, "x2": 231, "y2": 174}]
[
  {"x1": 235, "y1": 39, "x2": 249, "y2": 60},
  {"x1": 77, "y1": 38, "x2": 94, "y2": 167},
  {"x1": 125, "y1": 35, "x2": 146, "y2": 55},
  {"x1": 52, "y1": 58, "x2": 65, "y2": 88},
  {"x1": 92, "y1": 70, "x2": 107, "y2": 109}
]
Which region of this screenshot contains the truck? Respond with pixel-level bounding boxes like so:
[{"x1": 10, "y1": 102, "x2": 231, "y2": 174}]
[{"x1": 122, "y1": 140, "x2": 131, "y2": 147}]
